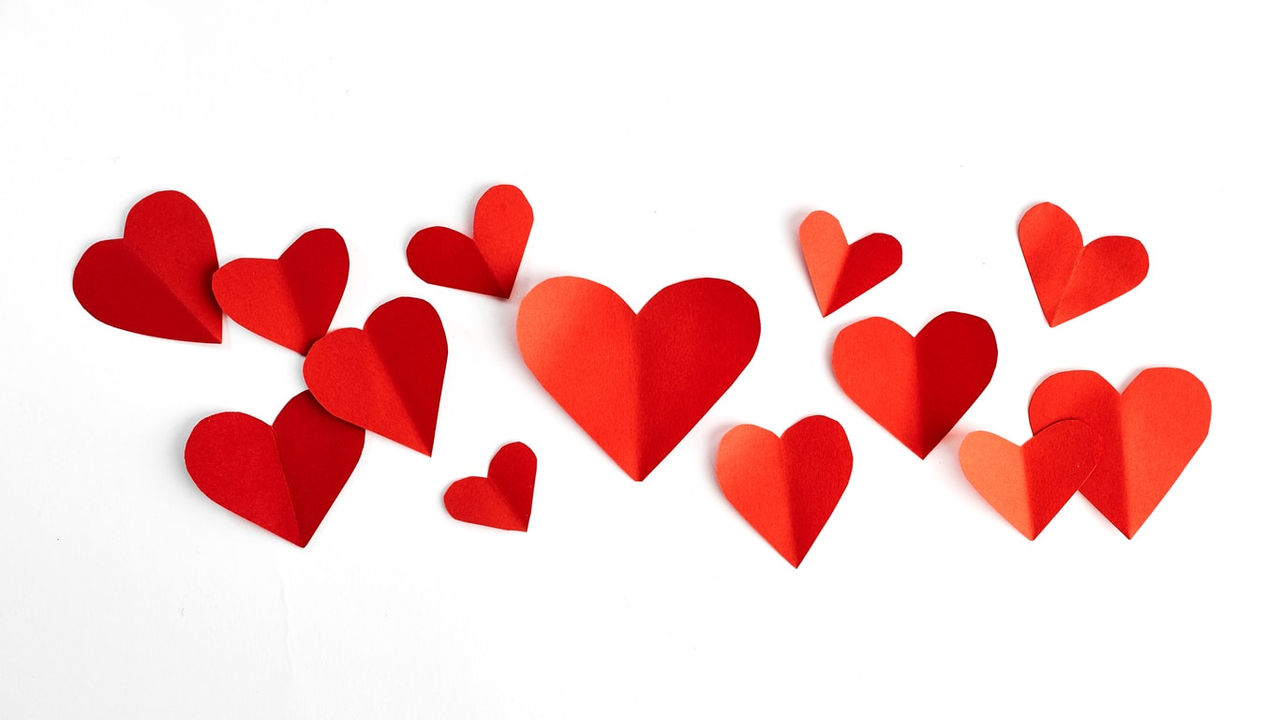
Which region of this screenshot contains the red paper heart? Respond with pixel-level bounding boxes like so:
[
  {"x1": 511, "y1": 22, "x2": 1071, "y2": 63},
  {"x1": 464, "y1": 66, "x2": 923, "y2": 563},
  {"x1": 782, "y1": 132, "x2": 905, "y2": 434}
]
[
  {"x1": 184, "y1": 391, "x2": 365, "y2": 546},
  {"x1": 212, "y1": 228, "x2": 348, "y2": 354},
  {"x1": 959, "y1": 420, "x2": 1100, "y2": 540},
  {"x1": 799, "y1": 210, "x2": 901, "y2": 316},
  {"x1": 1029, "y1": 368, "x2": 1211, "y2": 538},
  {"x1": 517, "y1": 277, "x2": 760, "y2": 481},
  {"x1": 303, "y1": 297, "x2": 448, "y2": 455},
  {"x1": 832, "y1": 312, "x2": 997, "y2": 458},
  {"x1": 72, "y1": 190, "x2": 223, "y2": 342},
  {"x1": 407, "y1": 184, "x2": 533, "y2": 299},
  {"x1": 716, "y1": 416, "x2": 852, "y2": 567},
  {"x1": 444, "y1": 442, "x2": 537, "y2": 532},
  {"x1": 1019, "y1": 202, "x2": 1149, "y2": 327}
]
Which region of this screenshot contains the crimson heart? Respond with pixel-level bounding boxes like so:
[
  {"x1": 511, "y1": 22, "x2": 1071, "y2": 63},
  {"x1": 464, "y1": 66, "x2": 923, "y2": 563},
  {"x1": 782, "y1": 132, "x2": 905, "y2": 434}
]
[
  {"x1": 799, "y1": 210, "x2": 901, "y2": 317},
  {"x1": 444, "y1": 442, "x2": 537, "y2": 532},
  {"x1": 407, "y1": 184, "x2": 533, "y2": 299}
]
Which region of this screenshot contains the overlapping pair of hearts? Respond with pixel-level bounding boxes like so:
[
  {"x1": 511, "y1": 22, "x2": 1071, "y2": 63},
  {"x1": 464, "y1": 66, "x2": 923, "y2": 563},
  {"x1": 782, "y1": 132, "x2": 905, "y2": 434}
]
[{"x1": 72, "y1": 187, "x2": 1210, "y2": 564}]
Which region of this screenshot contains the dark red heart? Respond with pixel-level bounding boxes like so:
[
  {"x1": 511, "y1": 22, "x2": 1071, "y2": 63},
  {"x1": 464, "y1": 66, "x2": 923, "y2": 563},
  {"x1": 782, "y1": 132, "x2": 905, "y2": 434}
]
[
  {"x1": 444, "y1": 442, "x2": 537, "y2": 532},
  {"x1": 799, "y1": 210, "x2": 901, "y2": 316},
  {"x1": 407, "y1": 184, "x2": 533, "y2": 299}
]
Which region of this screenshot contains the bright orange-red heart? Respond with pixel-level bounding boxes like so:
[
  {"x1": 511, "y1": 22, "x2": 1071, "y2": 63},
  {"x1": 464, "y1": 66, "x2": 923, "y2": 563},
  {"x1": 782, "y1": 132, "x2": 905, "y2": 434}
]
[
  {"x1": 1018, "y1": 202, "x2": 1148, "y2": 327},
  {"x1": 832, "y1": 312, "x2": 997, "y2": 458},
  {"x1": 799, "y1": 210, "x2": 901, "y2": 317},
  {"x1": 716, "y1": 416, "x2": 852, "y2": 567},
  {"x1": 1029, "y1": 368, "x2": 1210, "y2": 538},
  {"x1": 959, "y1": 420, "x2": 1100, "y2": 540},
  {"x1": 517, "y1": 277, "x2": 760, "y2": 481},
  {"x1": 444, "y1": 442, "x2": 537, "y2": 532},
  {"x1": 407, "y1": 184, "x2": 533, "y2": 299}
]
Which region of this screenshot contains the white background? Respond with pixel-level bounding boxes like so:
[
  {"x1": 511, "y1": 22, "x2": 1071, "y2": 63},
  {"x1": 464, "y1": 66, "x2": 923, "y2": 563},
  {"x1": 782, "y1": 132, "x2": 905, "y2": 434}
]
[{"x1": 2, "y1": 1, "x2": 1277, "y2": 717}]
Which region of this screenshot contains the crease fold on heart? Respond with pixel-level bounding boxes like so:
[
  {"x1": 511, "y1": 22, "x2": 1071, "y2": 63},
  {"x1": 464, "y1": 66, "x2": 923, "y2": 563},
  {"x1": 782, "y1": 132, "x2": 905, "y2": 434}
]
[
  {"x1": 799, "y1": 210, "x2": 902, "y2": 317},
  {"x1": 407, "y1": 184, "x2": 533, "y2": 299},
  {"x1": 444, "y1": 442, "x2": 537, "y2": 532}
]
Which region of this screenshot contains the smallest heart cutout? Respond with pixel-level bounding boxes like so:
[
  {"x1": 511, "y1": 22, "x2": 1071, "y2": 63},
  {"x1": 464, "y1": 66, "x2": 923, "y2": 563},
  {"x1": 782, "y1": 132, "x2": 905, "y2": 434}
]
[
  {"x1": 444, "y1": 442, "x2": 537, "y2": 532},
  {"x1": 800, "y1": 210, "x2": 902, "y2": 317},
  {"x1": 407, "y1": 184, "x2": 533, "y2": 299}
]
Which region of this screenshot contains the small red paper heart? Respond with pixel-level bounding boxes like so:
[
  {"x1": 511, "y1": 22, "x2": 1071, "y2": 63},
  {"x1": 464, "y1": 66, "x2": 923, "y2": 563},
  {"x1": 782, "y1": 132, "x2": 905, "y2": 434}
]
[
  {"x1": 212, "y1": 228, "x2": 348, "y2": 354},
  {"x1": 444, "y1": 442, "x2": 537, "y2": 532},
  {"x1": 72, "y1": 190, "x2": 223, "y2": 343},
  {"x1": 517, "y1": 277, "x2": 760, "y2": 481},
  {"x1": 959, "y1": 420, "x2": 1100, "y2": 540},
  {"x1": 184, "y1": 391, "x2": 365, "y2": 546},
  {"x1": 407, "y1": 184, "x2": 533, "y2": 299},
  {"x1": 832, "y1": 312, "x2": 997, "y2": 458},
  {"x1": 303, "y1": 297, "x2": 448, "y2": 455},
  {"x1": 1019, "y1": 202, "x2": 1149, "y2": 327},
  {"x1": 716, "y1": 416, "x2": 852, "y2": 567},
  {"x1": 1029, "y1": 368, "x2": 1210, "y2": 538},
  {"x1": 799, "y1": 210, "x2": 901, "y2": 316}
]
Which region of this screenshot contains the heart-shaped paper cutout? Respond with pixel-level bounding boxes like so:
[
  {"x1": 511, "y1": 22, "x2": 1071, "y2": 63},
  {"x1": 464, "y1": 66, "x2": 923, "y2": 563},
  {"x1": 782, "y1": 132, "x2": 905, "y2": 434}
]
[
  {"x1": 517, "y1": 277, "x2": 760, "y2": 481},
  {"x1": 1029, "y1": 368, "x2": 1210, "y2": 537},
  {"x1": 716, "y1": 415, "x2": 852, "y2": 567},
  {"x1": 799, "y1": 210, "x2": 901, "y2": 316},
  {"x1": 303, "y1": 297, "x2": 448, "y2": 455},
  {"x1": 1019, "y1": 202, "x2": 1149, "y2": 327},
  {"x1": 444, "y1": 442, "x2": 537, "y2": 532},
  {"x1": 72, "y1": 190, "x2": 223, "y2": 342},
  {"x1": 212, "y1": 228, "x2": 348, "y2": 354},
  {"x1": 959, "y1": 420, "x2": 1100, "y2": 540},
  {"x1": 832, "y1": 312, "x2": 997, "y2": 458},
  {"x1": 407, "y1": 184, "x2": 533, "y2": 299},
  {"x1": 184, "y1": 391, "x2": 365, "y2": 546}
]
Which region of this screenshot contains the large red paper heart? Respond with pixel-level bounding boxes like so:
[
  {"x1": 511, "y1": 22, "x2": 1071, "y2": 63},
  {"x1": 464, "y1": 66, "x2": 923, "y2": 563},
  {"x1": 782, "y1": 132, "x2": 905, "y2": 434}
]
[
  {"x1": 72, "y1": 190, "x2": 223, "y2": 342},
  {"x1": 212, "y1": 228, "x2": 348, "y2": 354},
  {"x1": 303, "y1": 297, "x2": 448, "y2": 455},
  {"x1": 832, "y1": 312, "x2": 997, "y2": 458},
  {"x1": 799, "y1": 210, "x2": 901, "y2": 317},
  {"x1": 716, "y1": 415, "x2": 852, "y2": 567},
  {"x1": 407, "y1": 184, "x2": 533, "y2": 299},
  {"x1": 184, "y1": 391, "x2": 365, "y2": 546},
  {"x1": 1018, "y1": 202, "x2": 1149, "y2": 327},
  {"x1": 444, "y1": 442, "x2": 537, "y2": 532},
  {"x1": 517, "y1": 277, "x2": 760, "y2": 481},
  {"x1": 959, "y1": 420, "x2": 1100, "y2": 540},
  {"x1": 1029, "y1": 368, "x2": 1211, "y2": 538}
]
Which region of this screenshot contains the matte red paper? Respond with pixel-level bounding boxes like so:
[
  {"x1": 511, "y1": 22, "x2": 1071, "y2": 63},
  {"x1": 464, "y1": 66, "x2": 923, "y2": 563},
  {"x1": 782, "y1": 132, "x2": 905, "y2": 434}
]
[
  {"x1": 444, "y1": 442, "x2": 537, "y2": 532},
  {"x1": 959, "y1": 420, "x2": 1100, "y2": 540},
  {"x1": 72, "y1": 190, "x2": 223, "y2": 342},
  {"x1": 212, "y1": 228, "x2": 348, "y2": 354},
  {"x1": 799, "y1": 210, "x2": 901, "y2": 317},
  {"x1": 407, "y1": 184, "x2": 533, "y2": 299},
  {"x1": 184, "y1": 391, "x2": 365, "y2": 546},
  {"x1": 1019, "y1": 202, "x2": 1149, "y2": 327},
  {"x1": 517, "y1": 277, "x2": 760, "y2": 481},
  {"x1": 716, "y1": 416, "x2": 852, "y2": 567},
  {"x1": 1029, "y1": 368, "x2": 1211, "y2": 538},
  {"x1": 832, "y1": 312, "x2": 997, "y2": 458},
  {"x1": 303, "y1": 297, "x2": 448, "y2": 455}
]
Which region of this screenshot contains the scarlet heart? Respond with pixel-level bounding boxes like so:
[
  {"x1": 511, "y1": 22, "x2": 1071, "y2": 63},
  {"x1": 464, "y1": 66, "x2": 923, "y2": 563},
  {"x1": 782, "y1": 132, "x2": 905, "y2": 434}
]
[
  {"x1": 184, "y1": 391, "x2": 365, "y2": 546},
  {"x1": 212, "y1": 228, "x2": 348, "y2": 354},
  {"x1": 444, "y1": 442, "x2": 537, "y2": 532},
  {"x1": 72, "y1": 190, "x2": 223, "y2": 342},
  {"x1": 407, "y1": 184, "x2": 533, "y2": 299},
  {"x1": 799, "y1": 210, "x2": 901, "y2": 317},
  {"x1": 303, "y1": 297, "x2": 448, "y2": 455},
  {"x1": 1029, "y1": 368, "x2": 1211, "y2": 538},
  {"x1": 832, "y1": 312, "x2": 997, "y2": 458},
  {"x1": 959, "y1": 420, "x2": 1100, "y2": 540},
  {"x1": 1019, "y1": 202, "x2": 1149, "y2": 327},
  {"x1": 716, "y1": 416, "x2": 852, "y2": 567},
  {"x1": 517, "y1": 277, "x2": 760, "y2": 481}
]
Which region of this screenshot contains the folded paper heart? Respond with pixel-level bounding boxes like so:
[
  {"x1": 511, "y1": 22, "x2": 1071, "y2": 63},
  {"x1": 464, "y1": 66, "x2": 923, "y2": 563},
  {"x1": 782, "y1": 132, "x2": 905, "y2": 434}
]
[
  {"x1": 832, "y1": 312, "x2": 997, "y2": 458},
  {"x1": 444, "y1": 442, "x2": 537, "y2": 532},
  {"x1": 72, "y1": 190, "x2": 223, "y2": 342},
  {"x1": 1019, "y1": 202, "x2": 1148, "y2": 327},
  {"x1": 1029, "y1": 368, "x2": 1210, "y2": 538},
  {"x1": 799, "y1": 210, "x2": 901, "y2": 317},
  {"x1": 303, "y1": 297, "x2": 448, "y2": 455},
  {"x1": 716, "y1": 416, "x2": 852, "y2": 567},
  {"x1": 517, "y1": 277, "x2": 760, "y2": 481},
  {"x1": 407, "y1": 184, "x2": 533, "y2": 299},
  {"x1": 212, "y1": 228, "x2": 348, "y2": 354},
  {"x1": 184, "y1": 391, "x2": 365, "y2": 546}
]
